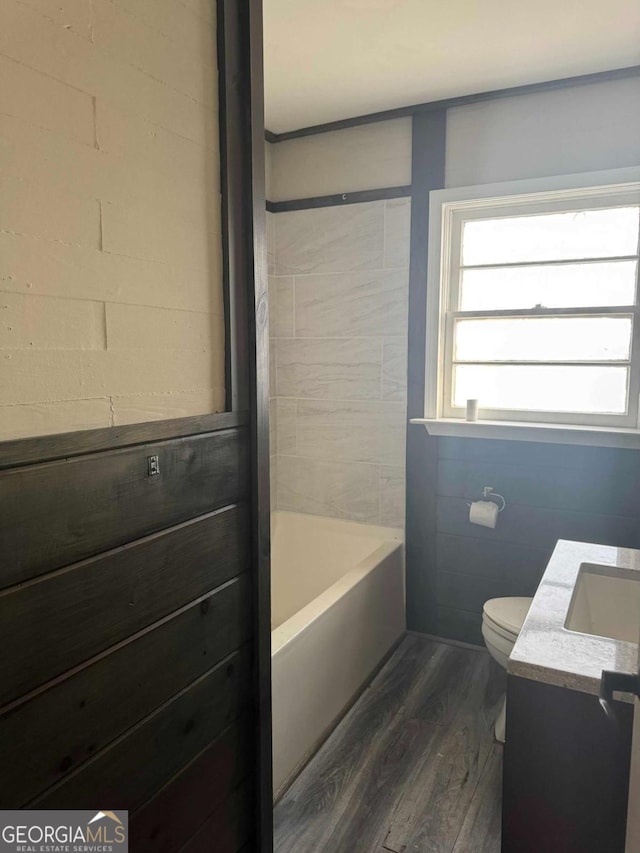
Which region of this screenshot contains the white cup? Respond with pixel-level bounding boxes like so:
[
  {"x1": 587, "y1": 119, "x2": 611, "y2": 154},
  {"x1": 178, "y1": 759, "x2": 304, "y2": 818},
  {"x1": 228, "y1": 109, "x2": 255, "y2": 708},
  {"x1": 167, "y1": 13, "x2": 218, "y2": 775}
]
[{"x1": 466, "y1": 399, "x2": 479, "y2": 421}]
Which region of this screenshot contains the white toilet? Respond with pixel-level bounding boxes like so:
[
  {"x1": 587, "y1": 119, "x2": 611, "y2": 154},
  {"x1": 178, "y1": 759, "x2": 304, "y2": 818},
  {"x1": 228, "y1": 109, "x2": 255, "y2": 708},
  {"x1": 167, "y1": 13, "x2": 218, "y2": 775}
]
[{"x1": 481, "y1": 596, "x2": 532, "y2": 743}]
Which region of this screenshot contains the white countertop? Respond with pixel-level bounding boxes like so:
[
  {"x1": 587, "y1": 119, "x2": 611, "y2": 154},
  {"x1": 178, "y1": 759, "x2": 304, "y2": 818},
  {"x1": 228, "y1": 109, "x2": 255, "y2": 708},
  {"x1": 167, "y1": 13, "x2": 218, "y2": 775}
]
[{"x1": 508, "y1": 539, "x2": 640, "y2": 696}]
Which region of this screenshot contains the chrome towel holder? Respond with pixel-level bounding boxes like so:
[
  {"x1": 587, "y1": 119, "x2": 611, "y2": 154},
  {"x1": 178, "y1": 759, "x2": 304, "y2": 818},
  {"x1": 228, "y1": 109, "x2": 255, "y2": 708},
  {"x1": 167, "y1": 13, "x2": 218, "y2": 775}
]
[{"x1": 481, "y1": 485, "x2": 506, "y2": 512}]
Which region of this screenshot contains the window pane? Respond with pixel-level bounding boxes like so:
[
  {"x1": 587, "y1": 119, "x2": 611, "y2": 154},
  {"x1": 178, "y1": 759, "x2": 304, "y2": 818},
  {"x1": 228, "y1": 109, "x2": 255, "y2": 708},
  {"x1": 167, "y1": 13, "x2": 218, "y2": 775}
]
[
  {"x1": 453, "y1": 365, "x2": 628, "y2": 414},
  {"x1": 459, "y1": 260, "x2": 638, "y2": 310},
  {"x1": 454, "y1": 317, "x2": 632, "y2": 362},
  {"x1": 462, "y1": 207, "x2": 640, "y2": 266}
]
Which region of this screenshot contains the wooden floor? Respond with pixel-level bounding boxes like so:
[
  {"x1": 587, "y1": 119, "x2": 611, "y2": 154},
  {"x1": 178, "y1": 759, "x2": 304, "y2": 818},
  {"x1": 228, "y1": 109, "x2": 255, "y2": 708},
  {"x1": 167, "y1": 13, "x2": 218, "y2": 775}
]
[{"x1": 273, "y1": 635, "x2": 505, "y2": 853}]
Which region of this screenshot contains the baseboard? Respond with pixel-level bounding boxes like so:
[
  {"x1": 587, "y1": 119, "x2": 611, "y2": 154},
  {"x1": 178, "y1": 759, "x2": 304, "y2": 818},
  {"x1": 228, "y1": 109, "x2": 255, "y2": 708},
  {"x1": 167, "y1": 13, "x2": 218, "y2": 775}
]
[{"x1": 407, "y1": 629, "x2": 486, "y2": 652}]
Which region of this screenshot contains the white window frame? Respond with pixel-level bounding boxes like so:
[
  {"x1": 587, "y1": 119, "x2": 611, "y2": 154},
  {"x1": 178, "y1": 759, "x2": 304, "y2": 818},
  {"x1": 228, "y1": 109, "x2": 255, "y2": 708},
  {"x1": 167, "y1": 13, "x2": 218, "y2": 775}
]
[{"x1": 424, "y1": 167, "x2": 640, "y2": 433}]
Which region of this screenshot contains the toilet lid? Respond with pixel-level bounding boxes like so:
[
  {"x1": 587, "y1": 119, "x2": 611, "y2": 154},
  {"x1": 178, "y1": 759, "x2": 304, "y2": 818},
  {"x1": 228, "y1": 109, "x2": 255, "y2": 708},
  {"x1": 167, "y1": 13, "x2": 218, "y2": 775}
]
[{"x1": 483, "y1": 597, "x2": 532, "y2": 635}]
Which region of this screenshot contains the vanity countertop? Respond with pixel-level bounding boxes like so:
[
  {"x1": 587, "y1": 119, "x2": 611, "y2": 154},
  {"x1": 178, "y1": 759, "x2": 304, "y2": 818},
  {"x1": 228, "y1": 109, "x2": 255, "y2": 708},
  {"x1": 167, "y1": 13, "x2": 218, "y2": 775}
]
[{"x1": 508, "y1": 539, "x2": 640, "y2": 696}]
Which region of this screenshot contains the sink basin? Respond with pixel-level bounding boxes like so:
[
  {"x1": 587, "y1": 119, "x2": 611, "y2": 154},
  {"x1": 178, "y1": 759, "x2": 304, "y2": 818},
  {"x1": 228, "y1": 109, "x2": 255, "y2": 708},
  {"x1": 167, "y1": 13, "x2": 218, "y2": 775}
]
[{"x1": 564, "y1": 562, "x2": 640, "y2": 644}]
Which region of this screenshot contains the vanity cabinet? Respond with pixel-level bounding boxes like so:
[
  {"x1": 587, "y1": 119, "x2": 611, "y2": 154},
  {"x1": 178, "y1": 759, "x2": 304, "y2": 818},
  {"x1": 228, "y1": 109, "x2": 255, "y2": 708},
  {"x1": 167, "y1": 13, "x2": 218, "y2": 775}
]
[{"x1": 502, "y1": 674, "x2": 633, "y2": 853}]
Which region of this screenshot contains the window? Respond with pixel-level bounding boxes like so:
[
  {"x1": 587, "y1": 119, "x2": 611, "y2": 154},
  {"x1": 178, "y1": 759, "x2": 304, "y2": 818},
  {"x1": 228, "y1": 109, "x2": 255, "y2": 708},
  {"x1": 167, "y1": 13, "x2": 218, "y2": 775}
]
[{"x1": 425, "y1": 169, "x2": 640, "y2": 430}]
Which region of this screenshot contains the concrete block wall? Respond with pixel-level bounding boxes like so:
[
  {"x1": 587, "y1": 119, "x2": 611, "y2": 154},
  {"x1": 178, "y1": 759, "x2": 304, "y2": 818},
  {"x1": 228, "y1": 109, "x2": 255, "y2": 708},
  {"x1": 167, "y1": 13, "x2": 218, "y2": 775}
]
[{"x1": 0, "y1": 0, "x2": 224, "y2": 439}]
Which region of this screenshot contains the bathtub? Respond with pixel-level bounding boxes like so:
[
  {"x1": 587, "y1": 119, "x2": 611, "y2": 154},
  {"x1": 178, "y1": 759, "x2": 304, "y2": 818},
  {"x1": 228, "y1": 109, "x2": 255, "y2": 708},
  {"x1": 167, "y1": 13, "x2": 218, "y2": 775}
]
[{"x1": 271, "y1": 511, "x2": 405, "y2": 798}]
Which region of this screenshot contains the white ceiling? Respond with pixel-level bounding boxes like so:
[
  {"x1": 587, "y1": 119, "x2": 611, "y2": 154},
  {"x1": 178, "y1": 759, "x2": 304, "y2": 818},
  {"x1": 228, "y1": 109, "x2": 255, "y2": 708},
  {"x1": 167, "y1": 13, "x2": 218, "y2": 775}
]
[{"x1": 263, "y1": 0, "x2": 640, "y2": 133}]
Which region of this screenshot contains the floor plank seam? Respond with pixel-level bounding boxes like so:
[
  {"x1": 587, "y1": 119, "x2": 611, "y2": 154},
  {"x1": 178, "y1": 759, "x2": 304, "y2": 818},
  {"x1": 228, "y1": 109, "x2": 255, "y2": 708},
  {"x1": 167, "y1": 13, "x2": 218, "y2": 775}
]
[
  {"x1": 450, "y1": 742, "x2": 498, "y2": 853},
  {"x1": 274, "y1": 637, "x2": 504, "y2": 853}
]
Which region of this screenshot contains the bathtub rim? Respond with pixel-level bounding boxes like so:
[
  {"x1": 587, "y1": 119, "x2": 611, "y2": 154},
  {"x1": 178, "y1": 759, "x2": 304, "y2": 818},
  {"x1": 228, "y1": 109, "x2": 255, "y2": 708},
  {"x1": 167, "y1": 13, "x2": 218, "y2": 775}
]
[{"x1": 271, "y1": 513, "x2": 404, "y2": 655}]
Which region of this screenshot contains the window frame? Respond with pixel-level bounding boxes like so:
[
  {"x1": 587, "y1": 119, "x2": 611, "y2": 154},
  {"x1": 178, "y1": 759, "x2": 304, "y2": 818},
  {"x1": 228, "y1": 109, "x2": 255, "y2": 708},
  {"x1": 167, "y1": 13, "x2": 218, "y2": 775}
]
[{"x1": 425, "y1": 167, "x2": 640, "y2": 430}]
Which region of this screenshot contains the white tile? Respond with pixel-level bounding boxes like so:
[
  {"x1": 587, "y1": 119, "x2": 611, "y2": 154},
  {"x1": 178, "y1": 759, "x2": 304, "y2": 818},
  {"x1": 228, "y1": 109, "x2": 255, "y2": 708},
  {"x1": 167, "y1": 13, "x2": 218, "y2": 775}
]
[
  {"x1": 269, "y1": 276, "x2": 294, "y2": 338},
  {"x1": 267, "y1": 212, "x2": 276, "y2": 275},
  {"x1": 277, "y1": 456, "x2": 379, "y2": 523},
  {"x1": 382, "y1": 338, "x2": 408, "y2": 401},
  {"x1": 269, "y1": 338, "x2": 277, "y2": 395},
  {"x1": 384, "y1": 198, "x2": 411, "y2": 268},
  {"x1": 269, "y1": 398, "x2": 277, "y2": 455},
  {"x1": 296, "y1": 400, "x2": 406, "y2": 466},
  {"x1": 276, "y1": 338, "x2": 382, "y2": 401},
  {"x1": 294, "y1": 269, "x2": 408, "y2": 338},
  {"x1": 275, "y1": 202, "x2": 384, "y2": 275},
  {"x1": 276, "y1": 398, "x2": 297, "y2": 454},
  {"x1": 380, "y1": 466, "x2": 406, "y2": 527}
]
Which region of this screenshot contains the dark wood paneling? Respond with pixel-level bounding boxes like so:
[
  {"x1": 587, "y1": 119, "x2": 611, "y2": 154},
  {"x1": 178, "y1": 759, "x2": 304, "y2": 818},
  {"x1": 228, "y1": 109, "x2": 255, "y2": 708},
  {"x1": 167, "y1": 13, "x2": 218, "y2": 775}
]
[
  {"x1": 218, "y1": 0, "x2": 272, "y2": 848},
  {"x1": 266, "y1": 185, "x2": 411, "y2": 212},
  {"x1": 503, "y1": 675, "x2": 633, "y2": 853},
  {"x1": 0, "y1": 411, "x2": 246, "y2": 470},
  {"x1": 32, "y1": 648, "x2": 251, "y2": 809},
  {"x1": 248, "y1": 3, "x2": 274, "y2": 850},
  {"x1": 0, "y1": 505, "x2": 249, "y2": 703},
  {"x1": 434, "y1": 606, "x2": 484, "y2": 646},
  {"x1": 437, "y1": 533, "x2": 550, "y2": 586},
  {"x1": 438, "y1": 435, "x2": 640, "y2": 471},
  {"x1": 437, "y1": 455, "x2": 640, "y2": 516},
  {"x1": 430, "y1": 437, "x2": 640, "y2": 642},
  {"x1": 1, "y1": 575, "x2": 251, "y2": 806},
  {"x1": 179, "y1": 779, "x2": 253, "y2": 853},
  {"x1": 437, "y1": 495, "x2": 640, "y2": 551},
  {"x1": 130, "y1": 718, "x2": 252, "y2": 853},
  {"x1": 436, "y1": 571, "x2": 534, "y2": 614},
  {"x1": 268, "y1": 65, "x2": 640, "y2": 142},
  {"x1": 0, "y1": 428, "x2": 248, "y2": 588}
]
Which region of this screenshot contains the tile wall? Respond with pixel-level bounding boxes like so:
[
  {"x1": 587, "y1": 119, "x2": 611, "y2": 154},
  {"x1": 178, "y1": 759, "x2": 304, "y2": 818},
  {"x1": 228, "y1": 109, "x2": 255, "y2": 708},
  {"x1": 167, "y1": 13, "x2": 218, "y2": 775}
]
[{"x1": 268, "y1": 198, "x2": 411, "y2": 527}]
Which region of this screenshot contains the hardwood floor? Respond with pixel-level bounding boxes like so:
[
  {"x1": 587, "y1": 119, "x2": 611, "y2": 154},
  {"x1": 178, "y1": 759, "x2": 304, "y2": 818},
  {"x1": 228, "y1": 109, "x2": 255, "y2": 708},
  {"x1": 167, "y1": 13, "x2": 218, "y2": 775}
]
[{"x1": 273, "y1": 635, "x2": 505, "y2": 853}]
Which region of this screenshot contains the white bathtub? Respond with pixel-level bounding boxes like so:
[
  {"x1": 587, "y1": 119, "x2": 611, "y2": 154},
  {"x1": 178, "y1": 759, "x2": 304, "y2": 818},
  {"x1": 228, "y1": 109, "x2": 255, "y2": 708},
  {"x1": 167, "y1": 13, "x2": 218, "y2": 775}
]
[{"x1": 271, "y1": 511, "x2": 405, "y2": 798}]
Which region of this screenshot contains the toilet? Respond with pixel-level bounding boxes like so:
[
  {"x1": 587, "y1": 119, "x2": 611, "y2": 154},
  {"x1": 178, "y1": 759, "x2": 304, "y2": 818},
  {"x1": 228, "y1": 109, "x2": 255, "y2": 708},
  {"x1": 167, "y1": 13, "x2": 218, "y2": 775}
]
[{"x1": 482, "y1": 596, "x2": 532, "y2": 743}]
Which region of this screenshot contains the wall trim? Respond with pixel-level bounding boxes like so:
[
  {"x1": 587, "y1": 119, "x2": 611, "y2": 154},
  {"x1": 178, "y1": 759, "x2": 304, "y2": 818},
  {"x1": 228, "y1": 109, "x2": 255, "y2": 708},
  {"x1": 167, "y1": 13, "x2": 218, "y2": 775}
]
[
  {"x1": 265, "y1": 64, "x2": 640, "y2": 142},
  {"x1": 0, "y1": 411, "x2": 248, "y2": 470},
  {"x1": 405, "y1": 110, "x2": 447, "y2": 636},
  {"x1": 218, "y1": 0, "x2": 273, "y2": 849},
  {"x1": 266, "y1": 184, "x2": 411, "y2": 212},
  {"x1": 406, "y1": 630, "x2": 485, "y2": 652}
]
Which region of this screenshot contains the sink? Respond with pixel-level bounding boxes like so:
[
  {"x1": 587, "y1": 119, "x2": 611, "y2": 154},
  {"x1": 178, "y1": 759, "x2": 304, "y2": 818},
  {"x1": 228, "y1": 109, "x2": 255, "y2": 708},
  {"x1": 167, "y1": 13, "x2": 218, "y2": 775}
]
[{"x1": 564, "y1": 562, "x2": 640, "y2": 644}]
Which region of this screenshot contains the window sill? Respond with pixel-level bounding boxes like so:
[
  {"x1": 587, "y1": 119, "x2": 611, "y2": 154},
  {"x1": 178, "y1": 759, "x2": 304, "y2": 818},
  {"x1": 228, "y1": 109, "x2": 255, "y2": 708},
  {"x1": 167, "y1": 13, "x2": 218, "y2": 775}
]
[{"x1": 409, "y1": 418, "x2": 640, "y2": 449}]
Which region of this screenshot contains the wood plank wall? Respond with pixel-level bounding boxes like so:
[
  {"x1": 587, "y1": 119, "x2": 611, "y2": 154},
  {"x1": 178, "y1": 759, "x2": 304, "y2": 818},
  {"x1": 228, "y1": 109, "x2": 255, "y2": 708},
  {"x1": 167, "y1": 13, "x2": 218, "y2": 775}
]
[
  {"x1": 0, "y1": 412, "x2": 255, "y2": 852},
  {"x1": 422, "y1": 436, "x2": 640, "y2": 645}
]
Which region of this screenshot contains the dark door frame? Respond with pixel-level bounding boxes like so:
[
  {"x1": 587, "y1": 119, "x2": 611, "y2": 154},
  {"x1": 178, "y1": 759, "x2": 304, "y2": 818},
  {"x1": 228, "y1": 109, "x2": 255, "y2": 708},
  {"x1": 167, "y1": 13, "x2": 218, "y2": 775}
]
[{"x1": 218, "y1": 1, "x2": 273, "y2": 850}]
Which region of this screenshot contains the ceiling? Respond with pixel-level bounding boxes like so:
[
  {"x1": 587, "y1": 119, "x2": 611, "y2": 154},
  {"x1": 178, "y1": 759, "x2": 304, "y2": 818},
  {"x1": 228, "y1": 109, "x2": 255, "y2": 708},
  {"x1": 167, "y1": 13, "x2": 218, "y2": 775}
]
[{"x1": 263, "y1": 0, "x2": 640, "y2": 133}]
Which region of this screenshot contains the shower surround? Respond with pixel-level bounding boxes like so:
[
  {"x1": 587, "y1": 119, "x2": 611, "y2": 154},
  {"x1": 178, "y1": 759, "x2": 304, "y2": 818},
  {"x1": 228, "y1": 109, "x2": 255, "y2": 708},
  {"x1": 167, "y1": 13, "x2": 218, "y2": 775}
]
[{"x1": 268, "y1": 198, "x2": 410, "y2": 526}]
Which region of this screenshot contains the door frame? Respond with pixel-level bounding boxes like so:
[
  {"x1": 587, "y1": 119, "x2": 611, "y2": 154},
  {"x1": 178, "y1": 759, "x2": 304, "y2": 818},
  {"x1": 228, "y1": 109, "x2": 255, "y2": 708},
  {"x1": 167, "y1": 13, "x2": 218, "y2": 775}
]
[{"x1": 217, "y1": 1, "x2": 273, "y2": 849}]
